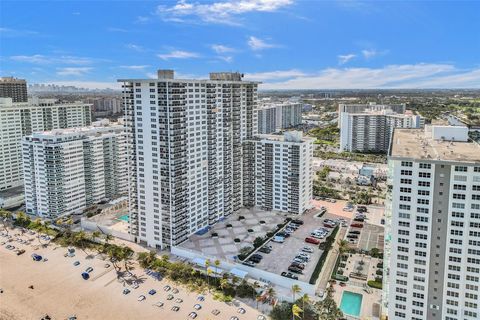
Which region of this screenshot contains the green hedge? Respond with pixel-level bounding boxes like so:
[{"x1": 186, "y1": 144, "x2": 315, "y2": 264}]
[
  {"x1": 309, "y1": 225, "x2": 339, "y2": 284},
  {"x1": 367, "y1": 280, "x2": 383, "y2": 289},
  {"x1": 333, "y1": 274, "x2": 349, "y2": 282}
]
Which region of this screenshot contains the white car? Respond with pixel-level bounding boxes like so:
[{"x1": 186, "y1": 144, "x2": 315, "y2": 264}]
[
  {"x1": 301, "y1": 246, "x2": 314, "y2": 253},
  {"x1": 297, "y1": 253, "x2": 311, "y2": 259},
  {"x1": 137, "y1": 295, "x2": 146, "y2": 301}
]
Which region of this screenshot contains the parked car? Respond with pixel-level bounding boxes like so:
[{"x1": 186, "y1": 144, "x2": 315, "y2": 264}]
[
  {"x1": 288, "y1": 265, "x2": 303, "y2": 274},
  {"x1": 357, "y1": 206, "x2": 367, "y2": 212},
  {"x1": 291, "y1": 262, "x2": 305, "y2": 269},
  {"x1": 123, "y1": 288, "x2": 131, "y2": 295},
  {"x1": 163, "y1": 285, "x2": 171, "y2": 291},
  {"x1": 349, "y1": 230, "x2": 361, "y2": 235},
  {"x1": 137, "y1": 295, "x2": 146, "y2": 302},
  {"x1": 301, "y1": 246, "x2": 314, "y2": 253},
  {"x1": 272, "y1": 236, "x2": 285, "y2": 243},
  {"x1": 305, "y1": 237, "x2": 320, "y2": 245},
  {"x1": 242, "y1": 261, "x2": 255, "y2": 267},
  {"x1": 166, "y1": 294, "x2": 174, "y2": 300},
  {"x1": 193, "y1": 304, "x2": 202, "y2": 310},
  {"x1": 148, "y1": 289, "x2": 157, "y2": 295},
  {"x1": 171, "y1": 306, "x2": 180, "y2": 312},
  {"x1": 188, "y1": 312, "x2": 198, "y2": 319},
  {"x1": 238, "y1": 308, "x2": 246, "y2": 314},
  {"x1": 258, "y1": 247, "x2": 271, "y2": 254},
  {"x1": 16, "y1": 249, "x2": 25, "y2": 255},
  {"x1": 346, "y1": 234, "x2": 358, "y2": 239},
  {"x1": 277, "y1": 232, "x2": 290, "y2": 238},
  {"x1": 175, "y1": 298, "x2": 183, "y2": 303},
  {"x1": 257, "y1": 316, "x2": 267, "y2": 320},
  {"x1": 85, "y1": 267, "x2": 93, "y2": 273},
  {"x1": 73, "y1": 261, "x2": 80, "y2": 266},
  {"x1": 351, "y1": 223, "x2": 364, "y2": 228},
  {"x1": 353, "y1": 218, "x2": 365, "y2": 222},
  {"x1": 281, "y1": 272, "x2": 299, "y2": 280},
  {"x1": 291, "y1": 219, "x2": 304, "y2": 225},
  {"x1": 154, "y1": 301, "x2": 164, "y2": 307},
  {"x1": 212, "y1": 309, "x2": 220, "y2": 316}
]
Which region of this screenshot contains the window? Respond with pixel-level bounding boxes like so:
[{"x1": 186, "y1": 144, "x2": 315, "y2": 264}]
[
  {"x1": 401, "y1": 161, "x2": 413, "y2": 167},
  {"x1": 419, "y1": 163, "x2": 431, "y2": 169},
  {"x1": 401, "y1": 170, "x2": 412, "y2": 176},
  {"x1": 455, "y1": 166, "x2": 468, "y2": 172}
]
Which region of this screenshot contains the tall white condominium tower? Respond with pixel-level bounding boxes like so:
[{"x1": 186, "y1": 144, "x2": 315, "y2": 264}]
[
  {"x1": 339, "y1": 103, "x2": 423, "y2": 152},
  {"x1": 22, "y1": 120, "x2": 127, "y2": 218},
  {"x1": 243, "y1": 131, "x2": 314, "y2": 214},
  {"x1": 256, "y1": 105, "x2": 277, "y2": 134},
  {"x1": 256, "y1": 102, "x2": 303, "y2": 134},
  {"x1": 384, "y1": 125, "x2": 480, "y2": 320},
  {"x1": 119, "y1": 70, "x2": 258, "y2": 249},
  {"x1": 0, "y1": 97, "x2": 92, "y2": 191}
]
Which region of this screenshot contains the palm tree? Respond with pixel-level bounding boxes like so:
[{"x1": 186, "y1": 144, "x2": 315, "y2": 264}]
[
  {"x1": 91, "y1": 231, "x2": 101, "y2": 241},
  {"x1": 301, "y1": 294, "x2": 310, "y2": 320},
  {"x1": 219, "y1": 278, "x2": 229, "y2": 292},
  {"x1": 292, "y1": 304, "x2": 303, "y2": 320},
  {"x1": 0, "y1": 209, "x2": 12, "y2": 235},
  {"x1": 214, "y1": 259, "x2": 221, "y2": 274},
  {"x1": 206, "y1": 268, "x2": 213, "y2": 291},
  {"x1": 338, "y1": 240, "x2": 349, "y2": 255},
  {"x1": 313, "y1": 286, "x2": 343, "y2": 320},
  {"x1": 120, "y1": 246, "x2": 134, "y2": 272},
  {"x1": 291, "y1": 284, "x2": 302, "y2": 302},
  {"x1": 266, "y1": 287, "x2": 276, "y2": 308},
  {"x1": 104, "y1": 233, "x2": 113, "y2": 244}
]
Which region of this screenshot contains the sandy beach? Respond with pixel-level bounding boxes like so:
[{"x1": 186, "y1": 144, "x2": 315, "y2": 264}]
[{"x1": 0, "y1": 230, "x2": 264, "y2": 320}]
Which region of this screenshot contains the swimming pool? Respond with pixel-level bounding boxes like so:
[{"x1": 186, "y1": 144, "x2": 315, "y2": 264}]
[
  {"x1": 118, "y1": 214, "x2": 129, "y2": 222},
  {"x1": 340, "y1": 291, "x2": 362, "y2": 317}
]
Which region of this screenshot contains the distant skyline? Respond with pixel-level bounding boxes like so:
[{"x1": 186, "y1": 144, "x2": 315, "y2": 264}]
[{"x1": 1, "y1": 0, "x2": 480, "y2": 89}]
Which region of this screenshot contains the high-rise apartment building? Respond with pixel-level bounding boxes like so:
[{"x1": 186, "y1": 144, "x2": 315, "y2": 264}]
[
  {"x1": 256, "y1": 102, "x2": 303, "y2": 134},
  {"x1": 243, "y1": 131, "x2": 314, "y2": 214},
  {"x1": 256, "y1": 105, "x2": 277, "y2": 134},
  {"x1": 338, "y1": 103, "x2": 406, "y2": 114},
  {"x1": 276, "y1": 102, "x2": 303, "y2": 130},
  {"x1": 339, "y1": 103, "x2": 423, "y2": 152},
  {"x1": 22, "y1": 120, "x2": 127, "y2": 218},
  {"x1": 384, "y1": 126, "x2": 480, "y2": 320},
  {"x1": 119, "y1": 70, "x2": 258, "y2": 249},
  {"x1": 0, "y1": 77, "x2": 28, "y2": 102},
  {"x1": 0, "y1": 97, "x2": 92, "y2": 191}
]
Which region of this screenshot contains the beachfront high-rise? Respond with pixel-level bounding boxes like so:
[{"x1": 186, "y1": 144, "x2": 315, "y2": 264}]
[
  {"x1": 22, "y1": 120, "x2": 127, "y2": 218},
  {"x1": 119, "y1": 70, "x2": 258, "y2": 249},
  {"x1": 243, "y1": 131, "x2": 314, "y2": 214},
  {"x1": 0, "y1": 97, "x2": 92, "y2": 192},
  {"x1": 339, "y1": 103, "x2": 424, "y2": 152},
  {"x1": 384, "y1": 126, "x2": 480, "y2": 320},
  {"x1": 0, "y1": 77, "x2": 28, "y2": 103}
]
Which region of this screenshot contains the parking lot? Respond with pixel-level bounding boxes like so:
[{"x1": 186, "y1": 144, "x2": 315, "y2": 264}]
[{"x1": 247, "y1": 208, "x2": 346, "y2": 283}]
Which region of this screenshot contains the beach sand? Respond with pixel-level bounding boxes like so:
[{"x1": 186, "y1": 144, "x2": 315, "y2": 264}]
[{"x1": 0, "y1": 232, "x2": 264, "y2": 320}]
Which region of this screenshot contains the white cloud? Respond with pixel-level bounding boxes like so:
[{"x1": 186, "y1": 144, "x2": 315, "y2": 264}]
[
  {"x1": 156, "y1": 0, "x2": 293, "y2": 25},
  {"x1": 218, "y1": 56, "x2": 233, "y2": 63},
  {"x1": 157, "y1": 50, "x2": 199, "y2": 60},
  {"x1": 251, "y1": 64, "x2": 480, "y2": 89},
  {"x1": 338, "y1": 54, "x2": 356, "y2": 65},
  {"x1": 119, "y1": 65, "x2": 150, "y2": 70},
  {"x1": 125, "y1": 43, "x2": 144, "y2": 52},
  {"x1": 244, "y1": 69, "x2": 307, "y2": 81},
  {"x1": 10, "y1": 54, "x2": 93, "y2": 65},
  {"x1": 361, "y1": 49, "x2": 388, "y2": 59},
  {"x1": 56, "y1": 67, "x2": 92, "y2": 76},
  {"x1": 0, "y1": 27, "x2": 39, "y2": 37},
  {"x1": 136, "y1": 16, "x2": 150, "y2": 23},
  {"x1": 211, "y1": 44, "x2": 235, "y2": 53},
  {"x1": 247, "y1": 36, "x2": 277, "y2": 51},
  {"x1": 107, "y1": 27, "x2": 129, "y2": 33}
]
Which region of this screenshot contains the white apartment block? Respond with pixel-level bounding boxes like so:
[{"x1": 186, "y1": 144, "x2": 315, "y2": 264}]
[
  {"x1": 22, "y1": 120, "x2": 127, "y2": 218},
  {"x1": 256, "y1": 105, "x2": 277, "y2": 134},
  {"x1": 276, "y1": 102, "x2": 303, "y2": 130},
  {"x1": 339, "y1": 103, "x2": 423, "y2": 152},
  {"x1": 243, "y1": 131, "x2": 314, "y2": 215},
  {"x1": 119, "y1": 70, "x2": 258, "y2": 249},
  {"x1": 0, "y1": 97, "x2": 92, "y2": 191},
  {"x1": 384, "y1": 126, "x2": 480, "y2": 320},
  {"x1": 256, "y1": 102, "x2": 303, "y2": 134}
]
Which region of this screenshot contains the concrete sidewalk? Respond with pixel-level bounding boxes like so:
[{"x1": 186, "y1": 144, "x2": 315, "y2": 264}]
[{"x1": 315, "y1": 226, "x2": 346, "y2": 295}]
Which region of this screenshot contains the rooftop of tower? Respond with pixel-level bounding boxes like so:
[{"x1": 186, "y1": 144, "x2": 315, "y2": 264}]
[
  {"x1": 390, "y1": 126, "x2": 480, "y2": 162},
  {"x1": 118, "y1": 69, "x2": 261, "y2": 84}
]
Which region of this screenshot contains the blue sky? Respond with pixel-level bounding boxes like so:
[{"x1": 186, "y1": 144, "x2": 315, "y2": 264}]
[{"x1": 1, "y1": 0, "x2": 479, "y2": 89}]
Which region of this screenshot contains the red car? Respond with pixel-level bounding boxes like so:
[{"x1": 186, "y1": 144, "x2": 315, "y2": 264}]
[
  {"x1": 350, "y1": 223, "x2": 364, "y2": 228},
  {"x1": 305, "y1": 237, "x2": 320, "y2": 245}
]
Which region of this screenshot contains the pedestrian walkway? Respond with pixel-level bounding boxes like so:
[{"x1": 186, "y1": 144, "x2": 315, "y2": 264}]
[{"x1": 315, "y1": 227, "x2": 346, "y2": 295}]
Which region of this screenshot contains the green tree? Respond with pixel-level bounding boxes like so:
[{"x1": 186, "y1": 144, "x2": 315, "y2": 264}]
[
  {"x1": 0, "y1": 209, "x2": 12, "y2": 235},
  {"x1": 291, "y1": 284, "x2": 302, "y2": 302},
  {"x1": 253, "y1": 236, "x2": 264, "y2": 248},
  {"x1": 313, "y1": 286, "x2": 343, "y2": 320}
]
